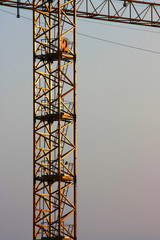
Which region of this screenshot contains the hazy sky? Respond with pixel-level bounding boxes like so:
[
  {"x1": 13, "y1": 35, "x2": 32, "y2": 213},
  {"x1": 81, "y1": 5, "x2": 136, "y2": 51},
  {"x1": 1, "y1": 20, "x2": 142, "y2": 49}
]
[{"x1": 1, "y1": 2, "x2": 160, "y2": 240}]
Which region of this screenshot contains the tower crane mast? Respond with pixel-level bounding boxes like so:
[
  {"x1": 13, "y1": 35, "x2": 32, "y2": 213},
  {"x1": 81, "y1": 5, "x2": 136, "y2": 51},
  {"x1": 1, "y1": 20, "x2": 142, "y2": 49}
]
[{"x1": 0, "y1": 0, "x2": 160, "y2": 240}]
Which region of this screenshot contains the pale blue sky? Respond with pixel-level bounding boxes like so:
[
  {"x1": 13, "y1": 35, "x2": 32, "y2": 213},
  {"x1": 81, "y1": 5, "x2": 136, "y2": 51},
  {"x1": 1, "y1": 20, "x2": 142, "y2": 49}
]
[{"x1": 1, "y1": 2, "x2": 160, "y2": 240}]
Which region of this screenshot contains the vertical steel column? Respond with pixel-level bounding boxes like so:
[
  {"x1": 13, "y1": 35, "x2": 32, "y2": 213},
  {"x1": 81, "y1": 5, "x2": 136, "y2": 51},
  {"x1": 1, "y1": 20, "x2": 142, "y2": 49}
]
[
  {"x1": 49, "y1": 0, "x2": 52, "y2": 235},
  {"x1": 33, "y1": 2, "x2": 36, "y2": 239},
  {"x1": 74, "y1": 0, "x2": 77, "y2": 237},
  {"x1": 33, "y1": 0, "x2": 77, "y2": 239},
  {"x1": 58, "y1": 0, "x2": 62, "y2": 235}
]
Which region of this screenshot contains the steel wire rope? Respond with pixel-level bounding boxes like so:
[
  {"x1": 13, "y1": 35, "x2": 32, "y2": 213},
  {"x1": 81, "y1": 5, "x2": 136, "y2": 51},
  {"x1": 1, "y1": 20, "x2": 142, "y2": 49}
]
[{"x1": 77, "y1": 32, "x2": 160, "y2": 54}]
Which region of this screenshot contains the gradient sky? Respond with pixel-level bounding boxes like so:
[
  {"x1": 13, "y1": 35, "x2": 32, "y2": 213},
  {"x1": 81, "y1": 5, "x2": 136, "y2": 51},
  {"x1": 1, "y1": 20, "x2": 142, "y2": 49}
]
[{"x1": 1, "y1": 2, "x2": 160, "y2": 240}]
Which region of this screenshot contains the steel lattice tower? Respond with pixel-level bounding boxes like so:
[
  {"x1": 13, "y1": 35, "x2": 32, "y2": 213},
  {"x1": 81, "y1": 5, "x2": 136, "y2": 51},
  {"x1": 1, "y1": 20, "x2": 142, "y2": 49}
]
[
  {"x1": 33, "y1": 0, "x2": 77, "y2": 238},
  {"x1": 1, "y1": 0, "x2": 160, "y2": 240}
]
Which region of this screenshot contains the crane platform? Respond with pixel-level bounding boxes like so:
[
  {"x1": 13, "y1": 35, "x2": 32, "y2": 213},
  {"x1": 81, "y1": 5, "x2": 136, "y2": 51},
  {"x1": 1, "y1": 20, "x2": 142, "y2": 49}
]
[
  {"x1": 36, "y1": 52, "x2": 73, "y2": 62},
  {"x1": 41, "y1": 237, "x2": 71, "y2": 240},
  {"x1": 36, "y1": 174, "x2": 74, "y2": 183},
  {"x1": 36, "y1": 113, "x2": 74, "y2": 123}
]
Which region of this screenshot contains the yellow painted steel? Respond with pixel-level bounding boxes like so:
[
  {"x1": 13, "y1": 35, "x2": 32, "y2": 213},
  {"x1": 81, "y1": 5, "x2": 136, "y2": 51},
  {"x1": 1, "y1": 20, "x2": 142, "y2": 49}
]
[
  {"x1": 33, "y1": 0, "x2": 77, "y2": 238},
  {"x1": 1, "y1": 0, "x2": 160, "y2": 240}
]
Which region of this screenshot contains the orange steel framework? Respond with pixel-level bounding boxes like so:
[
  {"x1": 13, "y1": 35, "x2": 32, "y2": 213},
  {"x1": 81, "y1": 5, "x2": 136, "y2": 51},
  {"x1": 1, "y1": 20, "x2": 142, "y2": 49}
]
[
  {"x1": 1, "y1": 0, "x2": 160, "y2": 239},
  {"x1": 32, "y1": 0, "x2": 77, "y2": 239}
]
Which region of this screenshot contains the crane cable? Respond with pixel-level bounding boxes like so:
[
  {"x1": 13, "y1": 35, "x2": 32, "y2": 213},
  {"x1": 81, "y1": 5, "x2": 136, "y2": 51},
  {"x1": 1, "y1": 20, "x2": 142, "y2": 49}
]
[
  {"x1": 0, "y1": 8, "x2": 160, "y2": 55},
  {"x1": 78, "y1": 32, "x2": 160, "y2": 55}
]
